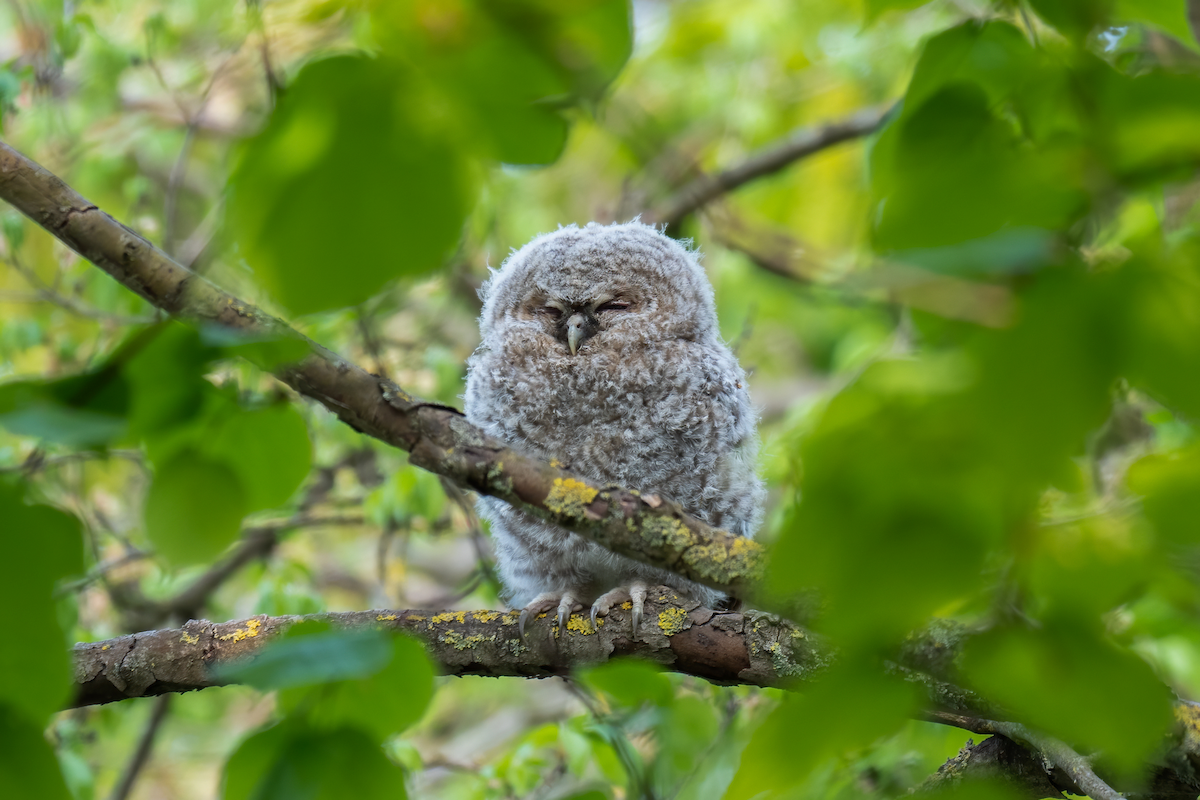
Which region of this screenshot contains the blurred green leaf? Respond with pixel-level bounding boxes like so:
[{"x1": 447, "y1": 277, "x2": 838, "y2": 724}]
[
  {"x1": 223, "y1": 723, "x2": 405, "y2": 800},
  {"x1": 0, "y1": 369, "x2": 130, "y2": 447},
  {"x1": 0, "y1": 704, "x2": 72, "y2": 800},
  {"x1": 578, "y1": 659, "x2": 674, "y2": 708},
  {"x1": 370, "y1": 0, "x2": 631, "y2": 163},
  {"x1": 207, "y1": 402, "x2": 312, "y2": 512},
  {"x1": 1028, "y1": 0, "x2": 1114, "y2": 38},
  {"x1": 144, "y1": 450, "x2": 248, "y2": 566},
  {"x1": 962, "y1": 621, "x2": 1175, "y2": 773},
  {"x1": 228, "y1": 54, "x2": 476, "y2": 315},
  {"x1": 218, "y1": 622, "x2": 392, "y2": 689},
  {"x1": 1115, "y1": 0, "x2": 1199, "y2": 46},
  {"x1": 278, "y1": 630, "x2": 436, "y2": 741},
  {"x1": 725, "y1": 667, "x2": 917, "y2": 799},
  {"x1": 872, "y1": 83, "x2": 1085, "y2": 250},
  {"x1": 0, "y1": 482, "x2": 83, "y2": 725},
  {"x1": 1129, "y1": 444, "x2": 1200, "y2": 545}
]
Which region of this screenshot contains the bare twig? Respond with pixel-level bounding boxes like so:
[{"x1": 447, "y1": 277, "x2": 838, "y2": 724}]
[
  {"x1": 645, "y1": 104, "x2": 894, "y2": 228},
  {"x1": 108, "y1": 694, "x2": 172, "y2": 800},
  {"x1": 2, "y1": 252, "x2": 155, "y2": 325}
]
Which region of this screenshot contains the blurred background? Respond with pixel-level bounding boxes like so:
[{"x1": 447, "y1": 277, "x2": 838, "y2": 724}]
[{"x1": 3, "y1": 0, "x2": 1200, "y2": 798}]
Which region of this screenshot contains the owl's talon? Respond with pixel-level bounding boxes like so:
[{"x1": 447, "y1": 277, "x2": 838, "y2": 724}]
[
  {"x1": 630, "y1": 583, "x2": 648, "y2": 642},
  {"x1": 590, "y1": 605, "x2": 600, "y2": 633},
  {"x1": 589, "y1": 581, "x2": 649, "y2": 639},
  {"x1": 518, "y1": 592, "x2": 565, "y2": 644},
  {"x1": 555, "y1": 593, "x2": 582, "y2": 639},
  {"x1": 518, "y1": 608, "x2": 532, "y2": 643}
]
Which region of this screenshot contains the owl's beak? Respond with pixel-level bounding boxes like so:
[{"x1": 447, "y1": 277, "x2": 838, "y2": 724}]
[{"x1": 567, "y1": 313, "x2": 587, "y2": 355}]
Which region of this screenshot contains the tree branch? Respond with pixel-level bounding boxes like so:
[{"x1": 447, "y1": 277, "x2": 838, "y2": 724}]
[
  {"x1": 0, "y1": 139, "x2": 765, "y2": 600},
  {"x1": 644, "y1": 104, "x2": 893, "y2": 228},
  {"x1": 70, "y1": 589, "x2": 822, "y2": 707}
]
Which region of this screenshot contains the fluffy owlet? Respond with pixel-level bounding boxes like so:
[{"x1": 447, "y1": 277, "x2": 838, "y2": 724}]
[{"x1": 464, "y1": 221, "x2": 764, "y2": 638}]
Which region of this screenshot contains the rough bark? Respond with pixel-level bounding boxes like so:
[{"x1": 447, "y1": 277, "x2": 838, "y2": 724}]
[
  {"x1": 0, "y1": 138, "x2": 765, "y2": 600},
  {"x1": 71, "y1": 589, "x2": 825, "y2": 707}
]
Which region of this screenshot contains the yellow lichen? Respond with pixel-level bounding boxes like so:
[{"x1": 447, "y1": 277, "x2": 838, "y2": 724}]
[
  {"x1": 545, "y1": 477, "x2": 598, "y2": 518},
  {"x1": 440, "y1": 630, "x2": 491, "y2": 650},
  {"x1": 180, "y1": 632, "x2": 199, "y2": 645},
  {"x1": 406, "y1": 615, "x2": 426, "y2": 622},
  {"x1": 657, "y1": 607, "x2": 689, "y2": 636},
  {"x1": 101, "y1": 645, "x2": 109, "y2": 651},
  {"x1": 549, "y1": 458, "x2": 562, "y2": 468},
  {"x1": 218, "y1": 619, "x2": 261, "y2": 642},
  {"x1": 566, "y1": 615, "x2": 596, "y2": 635},
  {"x1": 376, "y1": 613, "x2": 398, "y2": 621},
  {"x1": 472, "y1": 611, "x2": 502, "y2": 623},
  {"x1": 621, "y1": 601, "x2": 632, "y2": 610},
  {"x1": 432, "y1": 611, "x2": 468, "y2": 624}
]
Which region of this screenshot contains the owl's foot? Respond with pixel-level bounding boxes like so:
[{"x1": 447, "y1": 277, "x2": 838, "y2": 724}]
[
  {"x1": 589, "y1": 581, "x2": 648, "y2": 641},
  {"x1": 518, "y1": 591, "x2": 583, "y2": 642}
]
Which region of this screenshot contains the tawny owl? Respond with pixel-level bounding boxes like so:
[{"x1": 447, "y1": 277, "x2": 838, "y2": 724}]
[{"x1": 464, "y1": 221, "x2": 764, "y2": 639}]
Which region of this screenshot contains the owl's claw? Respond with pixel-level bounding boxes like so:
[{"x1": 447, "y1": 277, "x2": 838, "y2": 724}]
[
  {"x1": 517, "y1": 592, "x2": 562, "y2": 643},
  {"x1": 589, "y1": 581, "x2": 649, "y2": 640},
  {"x1": 518, "y1": 591, "x2": 584, "y2": 642}
]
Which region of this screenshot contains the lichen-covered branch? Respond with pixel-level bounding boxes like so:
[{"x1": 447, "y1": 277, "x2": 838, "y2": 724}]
[
  {"x1": 71, "y1": 588, "x2": 824, "y2": 707},
  {"x1": 0, "y1": 139, "x2": 765, "y2": 600},
  {"x1": 644, "y1": 104, "x2": 893, "y2": 228}
]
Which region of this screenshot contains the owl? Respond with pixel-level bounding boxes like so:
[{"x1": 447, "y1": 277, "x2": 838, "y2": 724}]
[{"x1": 464, "y1": 221, "x2": 764, "y2": 639}]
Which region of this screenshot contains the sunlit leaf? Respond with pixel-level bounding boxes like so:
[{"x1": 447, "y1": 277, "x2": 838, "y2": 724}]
[{"x1": 228, "y1": 55, "x2": 477, "y2": 315}]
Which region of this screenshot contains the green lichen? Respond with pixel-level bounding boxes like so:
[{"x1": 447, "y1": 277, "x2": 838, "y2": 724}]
[
  {"x1": 629, "y1": 515, "x2": 692, "y2": 550},
  {"x1": 682, "y1": 535, "x2": 766, "y2": 584}
]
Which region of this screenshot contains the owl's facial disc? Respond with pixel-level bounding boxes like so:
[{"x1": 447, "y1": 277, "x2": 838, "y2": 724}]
[{"x1": 541, "y1": 295, "x2": 631, "y2": 355}]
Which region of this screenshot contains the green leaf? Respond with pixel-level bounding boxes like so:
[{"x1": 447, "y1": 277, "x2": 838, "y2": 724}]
[
  {"x1": 207, "y1": 402, "x2": 312, "y2": 512},
  {"x1": 962, "y1": 621, "x2": 1175, "y2": 773},
  {"x1": 228, "y1": 54, "x2": 476, "y2": 315},
  {"x1": 1115, "y1": 0, "x2": 1199, "y2": 46},
  {"x1": 1128, "y1": 445, "x2": 1200, "y2": 545},
  {"x1": 0, "y1": 369, "x2": 130, "y2": 447},
  {"x1": 370, "y1": 0, "x2": 630, "y2": 165},
  {"x1": 1028, "y1": 0, "x2": 1114, "y2": 38},
  {"x1": 218, "y1": 623, "x2": 392, "y2": 690},
  {"x1": 277, "y1": 631, "x2": 436, "y2": 741},
  {"x1": 223, "y1": 723, "x2": 406, "y2": 800},
  {"x1": 863, "y1": 0, "x2": 934, "y2": 23},
  {"x1": 144, "y1": 451, "x2": 248, "y2": 566},
  {"x1": 725, "y1": 667, "x2": 917, "y2": 798},
  {"x1": 577, "y1": 659, "x2": 674, "y2": 708},
  {"x1": 123, "y1": 323, "x2": 217, "y2": 437},
  {"x1": 0, "y1": 704, "x2": 72, "y2": 800},
  {"x1": 872, "y1": 83, "x2": 1085, "y2": 250},
  {"x1": 0, "y1": 483, "x2": 83, "y2": 724}
]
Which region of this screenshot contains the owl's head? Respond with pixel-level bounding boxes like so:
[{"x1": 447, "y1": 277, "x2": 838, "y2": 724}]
[{"x1": 478, "y1": 221, "x2": 719, "y2": 356}]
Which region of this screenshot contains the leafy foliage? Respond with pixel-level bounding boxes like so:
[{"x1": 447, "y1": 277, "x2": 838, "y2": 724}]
[{"x1": 3, "y1": 0, "x2": 1200, "y2": 798}]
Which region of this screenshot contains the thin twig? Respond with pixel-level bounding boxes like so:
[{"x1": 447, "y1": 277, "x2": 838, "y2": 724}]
[
  {"x1": 108, "y1": 694, "x2": 172, "y2": 800},
  {"x1": 925, "y1": 711, "x2": 1125, "y2": 800},
  {"x1": 3, "y1": 252, "x2": 155, "y2": 325},
  {"x1": 647, "y1": 104, "x2": 894, "y2": 227}
]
